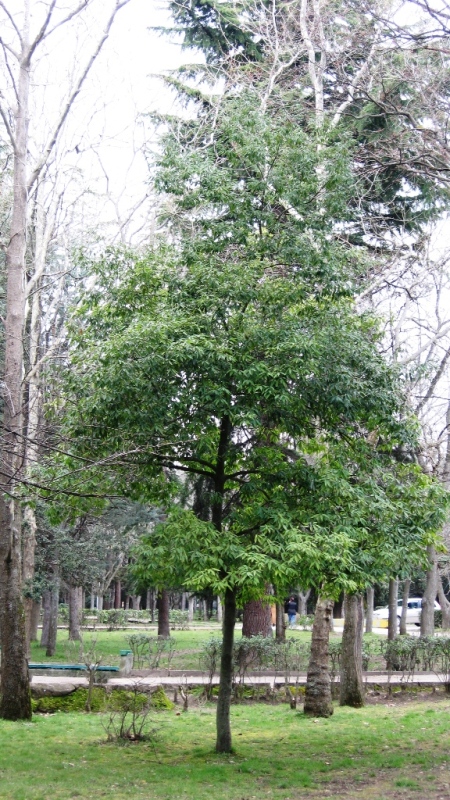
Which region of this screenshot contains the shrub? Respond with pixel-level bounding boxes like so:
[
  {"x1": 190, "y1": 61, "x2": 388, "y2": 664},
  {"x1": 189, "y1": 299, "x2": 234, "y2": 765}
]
[
  {"x1": 150, "y1": 687, "x2": 175, "y2": 710},
  {"x1": 99, "y1": 609, "x2": 127, "y2": 630},
  {"x1": 32, "y1": 688, "x2": 107, "y2": 714},
  {"x1": 169, "y1": 610, "x2": 189, "y2": 630},
  {"x1": 126, "y1": 634, "x2": 176, "y2": 668},
  {"x1": 104, "y1": 687, "x2": 159, "y2": 743}
]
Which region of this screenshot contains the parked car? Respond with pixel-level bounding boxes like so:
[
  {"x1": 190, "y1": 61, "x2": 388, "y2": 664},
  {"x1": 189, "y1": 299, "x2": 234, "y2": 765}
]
[{"x1": 372, "y1": 597, "x2": 440, "y2": 627}]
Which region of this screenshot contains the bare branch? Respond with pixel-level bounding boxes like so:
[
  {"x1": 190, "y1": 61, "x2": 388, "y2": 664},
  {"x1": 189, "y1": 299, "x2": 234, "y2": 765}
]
[
  {"x1": 27, "y1": 0, "x2": 132, "y2": 192},
  {"x1": 0, "y1": 98, "x2": 15, "y2": 149},
  {"x1": 416, "y1": 346, "x2": 450, "y2": 416},
  {"x1": 26, "y1": 0, "x2": 57, "y2": 66},
  {"x1": 42, "y1": 0, "x2": 91, "y2": 42},
  {"x1": 0, "y1": 1, "x2": 22, "y2": 47}
]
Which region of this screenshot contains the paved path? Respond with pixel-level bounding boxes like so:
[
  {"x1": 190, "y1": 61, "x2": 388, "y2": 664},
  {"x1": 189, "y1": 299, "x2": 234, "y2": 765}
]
[{"x1": 31, "y1": 671, "x2": 449, "y2": 692}]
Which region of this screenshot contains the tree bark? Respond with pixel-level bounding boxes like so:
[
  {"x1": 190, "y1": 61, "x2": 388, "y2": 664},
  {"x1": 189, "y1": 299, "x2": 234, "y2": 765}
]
[
  {"x1": 421, "y1": 546, "x2": 437, "y2": 637},
  {"x1": 217, "y1": 595, "x2": 223, "y2": 623},
  {"x1": 30, "y1": 599, "x2": 41, "y2": 642},
  {"x1": 304, "y1": 597, "x2": 334, "y2": 717},
  {"x1": 115, "y1": 581, "x2": 122, "y2": 609},
  {"x1": 157, "y1": 589, "x2": 170, "y2": 638},
  {"x1": 340, "y1": 593, "x2": 364, "y2": 707},
  {"x1": 132, "y1": 594, "x2": 141, "y2": 611},
  {"x1": 41, "y1": 591, "x2": 51, "y2": 648},
  {"x1": 297, "y1": 588, "x2": 311, "y2": 617},
  {"x1": 365, "y1": 586, "x2": 374, "y2": 634},
  {"x1": 0, "y1": 3, "x2": 31, "y2": 720},
  {"x1": 188, "y1": 594, "x2": 195, "y2": 622},
  {"x1": 216, "y1": 587, "x2": 236, "y2": 753},
  {"x1": 46, "y1": 584, "x2": 59, "y2": 658},
  {"x1": 275, "y1": 602, "x2": 286, "y2": 641},
  {"x1": 437, "y1": 574, "x2": 450, "y2": 630},
  {"x1": 68, "y1": 585, "x2": 82, "y2": 641},
  {"x1": 399, "y1": 579, "x2": 411, "y2": 635},
  {"x1": 23, "y1": 506, "x2": 38, "y2": 655},
  {"x1": 388, "y1": 578, "x2": 399, "y2": 641},
  {"x1": 242, "y1": 599, "x2": 272, "y2": 637}
]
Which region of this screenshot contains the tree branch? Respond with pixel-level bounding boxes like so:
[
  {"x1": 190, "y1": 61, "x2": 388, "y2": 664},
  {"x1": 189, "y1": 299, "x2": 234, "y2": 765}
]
[{"x1": 27, "y1": 0, "x2": 131, "y2": 192}]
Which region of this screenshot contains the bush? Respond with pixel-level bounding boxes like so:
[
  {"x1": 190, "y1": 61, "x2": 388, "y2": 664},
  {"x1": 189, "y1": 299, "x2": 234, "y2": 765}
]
[
  {"x1": 435, "y1": 610, "x2": 442, "y2": 629},
  {"x1": 126, "y1": 634, "x2": 176, "y2": 669},
  {"x1": 150, "y1": 687, "x2": 175, "y2": 710},
  {"x1": 58, "y1": 603, "x2": 69, "y2": 623},
  {"x1": 32, "y1": 687, "x2": 107, "y2": 714},
  {"x1": 103, "y1": 687, "x2": 159, "y2": 743},
  {"x1": 98, "y1": 609, "x2": 127, "y2": 630},
  {"x1": 169, "y1": 610, "x2": 189, "y2": 630}
]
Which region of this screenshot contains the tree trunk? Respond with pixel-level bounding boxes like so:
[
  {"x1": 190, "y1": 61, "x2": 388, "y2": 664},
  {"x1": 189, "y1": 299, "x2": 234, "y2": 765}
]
[
  {"x1": 399, "y1": 579, "x2": 411, "y2": 636},
  {"x1": 30, "y1": 599, "x2": 41, "y2": 642},
  {"x1": 340, "y1": 593, "x2": 364, "y2": 708},
  {"x1": 304, "y1": 597, "x2": 334, "y2": 717},
  {"x1": 68, "y1": 585, "x2": 82, "y2": 641},
  {"x1": 46, "y1": 584, "x2": 59, "y2": 657},
  {"x1": 437, "y1": 574, "x2": 450, "y2": 630},
  {"x1": 97, "y1": 595, "x2": 103, "y2": 612},
  {"x1": 188, "y1": 594, "x2": 195, "y2": 622},
  {"x1": 275, "y1": 602, "x2": 286, "y2": 641},
  {"x1": 132, "y1": 594, "x2": 141, "y2": 611},
  {"x1": 388, "y1": 578, "x2": 399, "y2": 641},
  {"x1": 115, "y1": 581, "x2": 122, "y2": 609},
  {"x1": 242, "y1": 599, "x2": 272, "y2": 637},
  {"x1": 365, "y1": 586, "x2": 374, "y2": 634},
  {"x1": 41, "y1": 591, "x2": 51, "y2": 648},
  {"x1": 217, "y1": 596, "x2": 223, "y2": 623},
  {"x1": 23, "y1": 506, "x2": 38, "y2": 655},
  {"x1": 421, "y1": 545, "x2": 437, "y2": 637},
  {"x1": 0, "y1": 2, "x2": 32, "y2": 721},
  {"x1": 297, "y1": 588, "x2": 311, "y2": 617},
  {"x1": 216, "y1": 587, "x2": 236, "y2": 753},
  {"x1": 158, "y1": 589, "x2": 170, "y2": 638}
]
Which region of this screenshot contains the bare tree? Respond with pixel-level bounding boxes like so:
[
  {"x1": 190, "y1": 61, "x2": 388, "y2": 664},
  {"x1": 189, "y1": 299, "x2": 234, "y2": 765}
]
[{"x1": 0, "y1": 0, "x2": 130, "y2": 720}]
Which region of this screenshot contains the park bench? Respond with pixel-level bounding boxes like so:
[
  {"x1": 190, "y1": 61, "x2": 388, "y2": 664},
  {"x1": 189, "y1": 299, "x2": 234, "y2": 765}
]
[{"x1": 28, "y1": 663, "x2": 120, "y2": 682}]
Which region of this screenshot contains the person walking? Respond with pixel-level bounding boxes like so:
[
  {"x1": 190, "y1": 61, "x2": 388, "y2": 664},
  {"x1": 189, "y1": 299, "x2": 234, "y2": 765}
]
[{"x1": 286, "y1": 596, "x2": 297, "y2": 628}]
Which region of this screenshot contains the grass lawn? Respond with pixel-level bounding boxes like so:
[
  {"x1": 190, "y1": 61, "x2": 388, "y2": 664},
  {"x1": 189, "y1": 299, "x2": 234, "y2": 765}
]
[
  {"x1": 1, "y1": 699, "x2": 449, "y2": 800},
  {"x1": 29, "y1": 627, "x2": 315, "y2": 671}
]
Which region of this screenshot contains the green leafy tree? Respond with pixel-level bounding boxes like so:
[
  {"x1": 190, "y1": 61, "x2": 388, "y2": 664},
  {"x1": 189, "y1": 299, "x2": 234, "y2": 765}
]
[{"x1": 55, "y1": 81, "x2": 448, "y2": 751}]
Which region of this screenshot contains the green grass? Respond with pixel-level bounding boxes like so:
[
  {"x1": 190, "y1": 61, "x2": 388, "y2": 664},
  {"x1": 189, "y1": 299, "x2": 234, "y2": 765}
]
[
  {"x1": 1, "y1": 700, "x2": 450, "y2": 799},
  {"x1": 30, "y1": 627, "x2": 315, "y2": 670}
]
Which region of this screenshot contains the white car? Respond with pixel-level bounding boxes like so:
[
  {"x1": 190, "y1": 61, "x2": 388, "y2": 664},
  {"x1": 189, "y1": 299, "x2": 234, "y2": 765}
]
[{"x1": 372, "y1": 597, "x2": 440, "y2": 627}]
